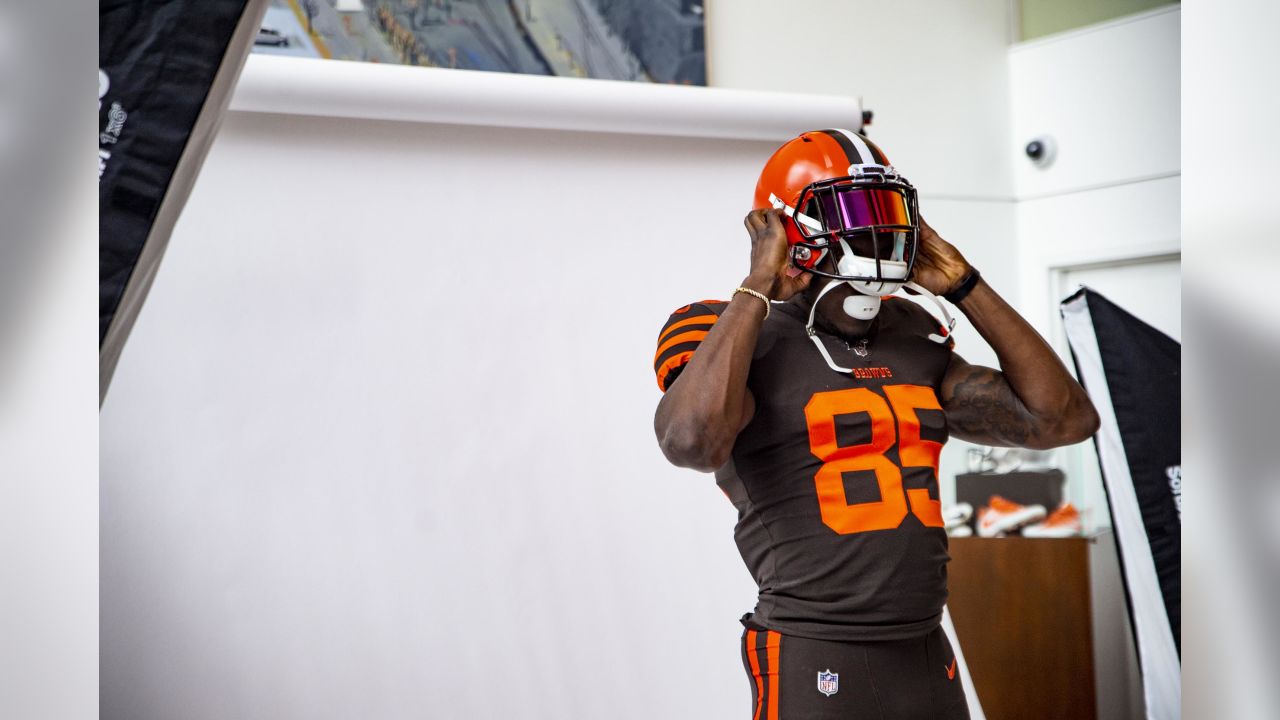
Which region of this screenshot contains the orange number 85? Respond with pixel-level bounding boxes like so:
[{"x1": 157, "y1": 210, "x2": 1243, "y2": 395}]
[{"x1": 803, "y1": 385, "x2": 945, "y2": 534}]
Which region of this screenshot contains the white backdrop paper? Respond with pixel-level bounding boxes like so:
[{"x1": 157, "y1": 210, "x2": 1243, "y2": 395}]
[
  {"x1": 101, "y1": 112, "x2": 777, "y2": 720},
  {"x1": 231, "y1": 54, "x2": 864, "y2": 141}
]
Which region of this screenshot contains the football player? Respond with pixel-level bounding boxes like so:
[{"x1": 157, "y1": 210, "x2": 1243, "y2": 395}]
[{"x1": 652, "y1": 129, "x2": 1099, "y2": 719}]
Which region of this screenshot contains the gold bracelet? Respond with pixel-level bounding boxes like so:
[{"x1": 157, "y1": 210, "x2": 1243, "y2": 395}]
[{"x1": 733, "y1": 286, "x2": 771, "y2": 319}]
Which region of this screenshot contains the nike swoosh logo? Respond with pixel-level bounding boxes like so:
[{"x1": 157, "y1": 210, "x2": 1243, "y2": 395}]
[{"x1": 946, "y1": 658, "x2": 957, "y2": 680}]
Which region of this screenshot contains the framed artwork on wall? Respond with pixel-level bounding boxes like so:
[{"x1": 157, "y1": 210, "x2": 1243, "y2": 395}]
[{"x1": 253, "y1": 0, "x2": 707, "y2": 85}]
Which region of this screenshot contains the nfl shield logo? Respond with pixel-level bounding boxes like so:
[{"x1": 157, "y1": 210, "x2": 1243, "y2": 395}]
[{"x1": 817, "y1": 669, "x2": 839, "y2": 697}]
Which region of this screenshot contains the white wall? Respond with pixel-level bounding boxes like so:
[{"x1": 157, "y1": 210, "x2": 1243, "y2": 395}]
[
  {"x1": 1010, "y1": 5, "x2": 1181, "y2": 339},
  {"x1": 1009, "y1": 5, "x2": 1180, "y2": 523},
  {"x1": 709, "y1": 0, "x2": 1015, "y2": 201},
  {"x1": 1009, "y1": 8, "x2": 1180, "y2": 199},
  {"x1": 1006, "y1": 8, "x2": 1180, "y2": 720}
]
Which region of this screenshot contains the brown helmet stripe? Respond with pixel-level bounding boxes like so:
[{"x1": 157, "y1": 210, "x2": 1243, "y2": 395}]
[
  {"x1": 819, "y1": 128, "x2": 863, "y2": 165},
  {"x1": 820, "y1": 128, "x2": 887, "y2": 166}
]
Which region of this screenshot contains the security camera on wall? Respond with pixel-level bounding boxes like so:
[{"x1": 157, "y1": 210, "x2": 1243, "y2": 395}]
[{"x1": 1024, "y1": 135, "x2": 1057, "y2": 168}]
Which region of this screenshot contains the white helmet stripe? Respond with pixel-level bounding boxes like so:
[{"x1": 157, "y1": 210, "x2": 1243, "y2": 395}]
[{"x1": 832, "y1": 127, "x2": 879, "y2": 167}]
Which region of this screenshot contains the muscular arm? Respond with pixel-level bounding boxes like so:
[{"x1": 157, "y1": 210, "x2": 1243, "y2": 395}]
[
  {"x1": 911, "y1": 216, "x2": 1099, "y2": 449},
  {"x1": 653, "y1": 296, "x2": 763, "y2": 471},
  {"x1": 654, "y1": 209, "x2": 811, "y2": 472},
  {"x1": 940, "y1": 280, "x2": 1100, "y2": 449}
]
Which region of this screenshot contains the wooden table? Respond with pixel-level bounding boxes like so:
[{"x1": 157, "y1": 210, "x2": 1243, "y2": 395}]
[{"x1": 947, "y1": 536, "x2": 1097, "y2": 720}]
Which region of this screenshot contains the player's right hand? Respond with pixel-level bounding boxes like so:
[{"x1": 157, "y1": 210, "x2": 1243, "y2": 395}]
[{"x1": 742, "y1": 208, "x2": 812, "y2": 301}]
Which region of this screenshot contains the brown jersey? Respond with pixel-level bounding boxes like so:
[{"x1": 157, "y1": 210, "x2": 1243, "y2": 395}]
[{"x1": 655, "y1": 295, "x2": 955, "y2": 641}]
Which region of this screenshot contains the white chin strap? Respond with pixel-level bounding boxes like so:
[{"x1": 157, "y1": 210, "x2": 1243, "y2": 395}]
[
  {"x1": 805, "y1": 279, "x2": 861, "y2": 373},
  {"x1": 906, "y1": 281, "x2": 959, "y2": 344},
  {"x1": 804, "y1": 277, "x2": 958, "y2": 375}
]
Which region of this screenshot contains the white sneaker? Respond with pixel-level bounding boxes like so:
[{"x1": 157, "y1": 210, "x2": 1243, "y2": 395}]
[
  {"x1": 976, "y1": 495, "x2": 1047, "y2": 537},
  {"x1": 943, "y1": 503, "x2": 973, "y2": 536}
]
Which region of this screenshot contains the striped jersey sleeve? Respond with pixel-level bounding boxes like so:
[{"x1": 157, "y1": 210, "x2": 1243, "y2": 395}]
[{"x1": 654, "y1": 300, "x2": 728, "y2": 392}]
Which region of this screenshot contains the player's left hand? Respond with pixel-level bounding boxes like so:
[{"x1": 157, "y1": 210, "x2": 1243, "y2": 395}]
[{"x1": 911, "y1": 216, "x2": 973, "y2": 296}]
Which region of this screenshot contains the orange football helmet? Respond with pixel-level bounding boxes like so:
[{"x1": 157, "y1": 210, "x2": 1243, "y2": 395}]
[
  {"x1": 753, "y1": 130, "x2": 956, "y2": 373},
  {"x1": 753, "y1": 129, "x2": 918, "y2": 289}
]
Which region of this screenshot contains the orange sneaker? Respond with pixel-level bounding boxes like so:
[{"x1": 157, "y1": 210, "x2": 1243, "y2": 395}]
[
  {"x1": 976, "y1": 495, "x2": 1047, "y2": 537},
  {"x1": 1022, "y1": 502, "x2": 1082, "y2": 538}
]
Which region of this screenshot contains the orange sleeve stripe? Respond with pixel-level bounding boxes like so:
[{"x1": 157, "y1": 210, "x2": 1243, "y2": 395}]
[
  {"x1": 657, "y1": 314, "x2": 719, "y2": 345},
  {"x1": 766, "y1": 631, "x2": 781, "y2": 720},
  {"x1": 653, "y1": 330, "x2": 710, "y2": 366},
  {"x1": 746, "y1": 630, "x2": 764, "y2": 720},
  {"x1": 655, "y1": 351, "x2": 694, "y2": 391}
]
